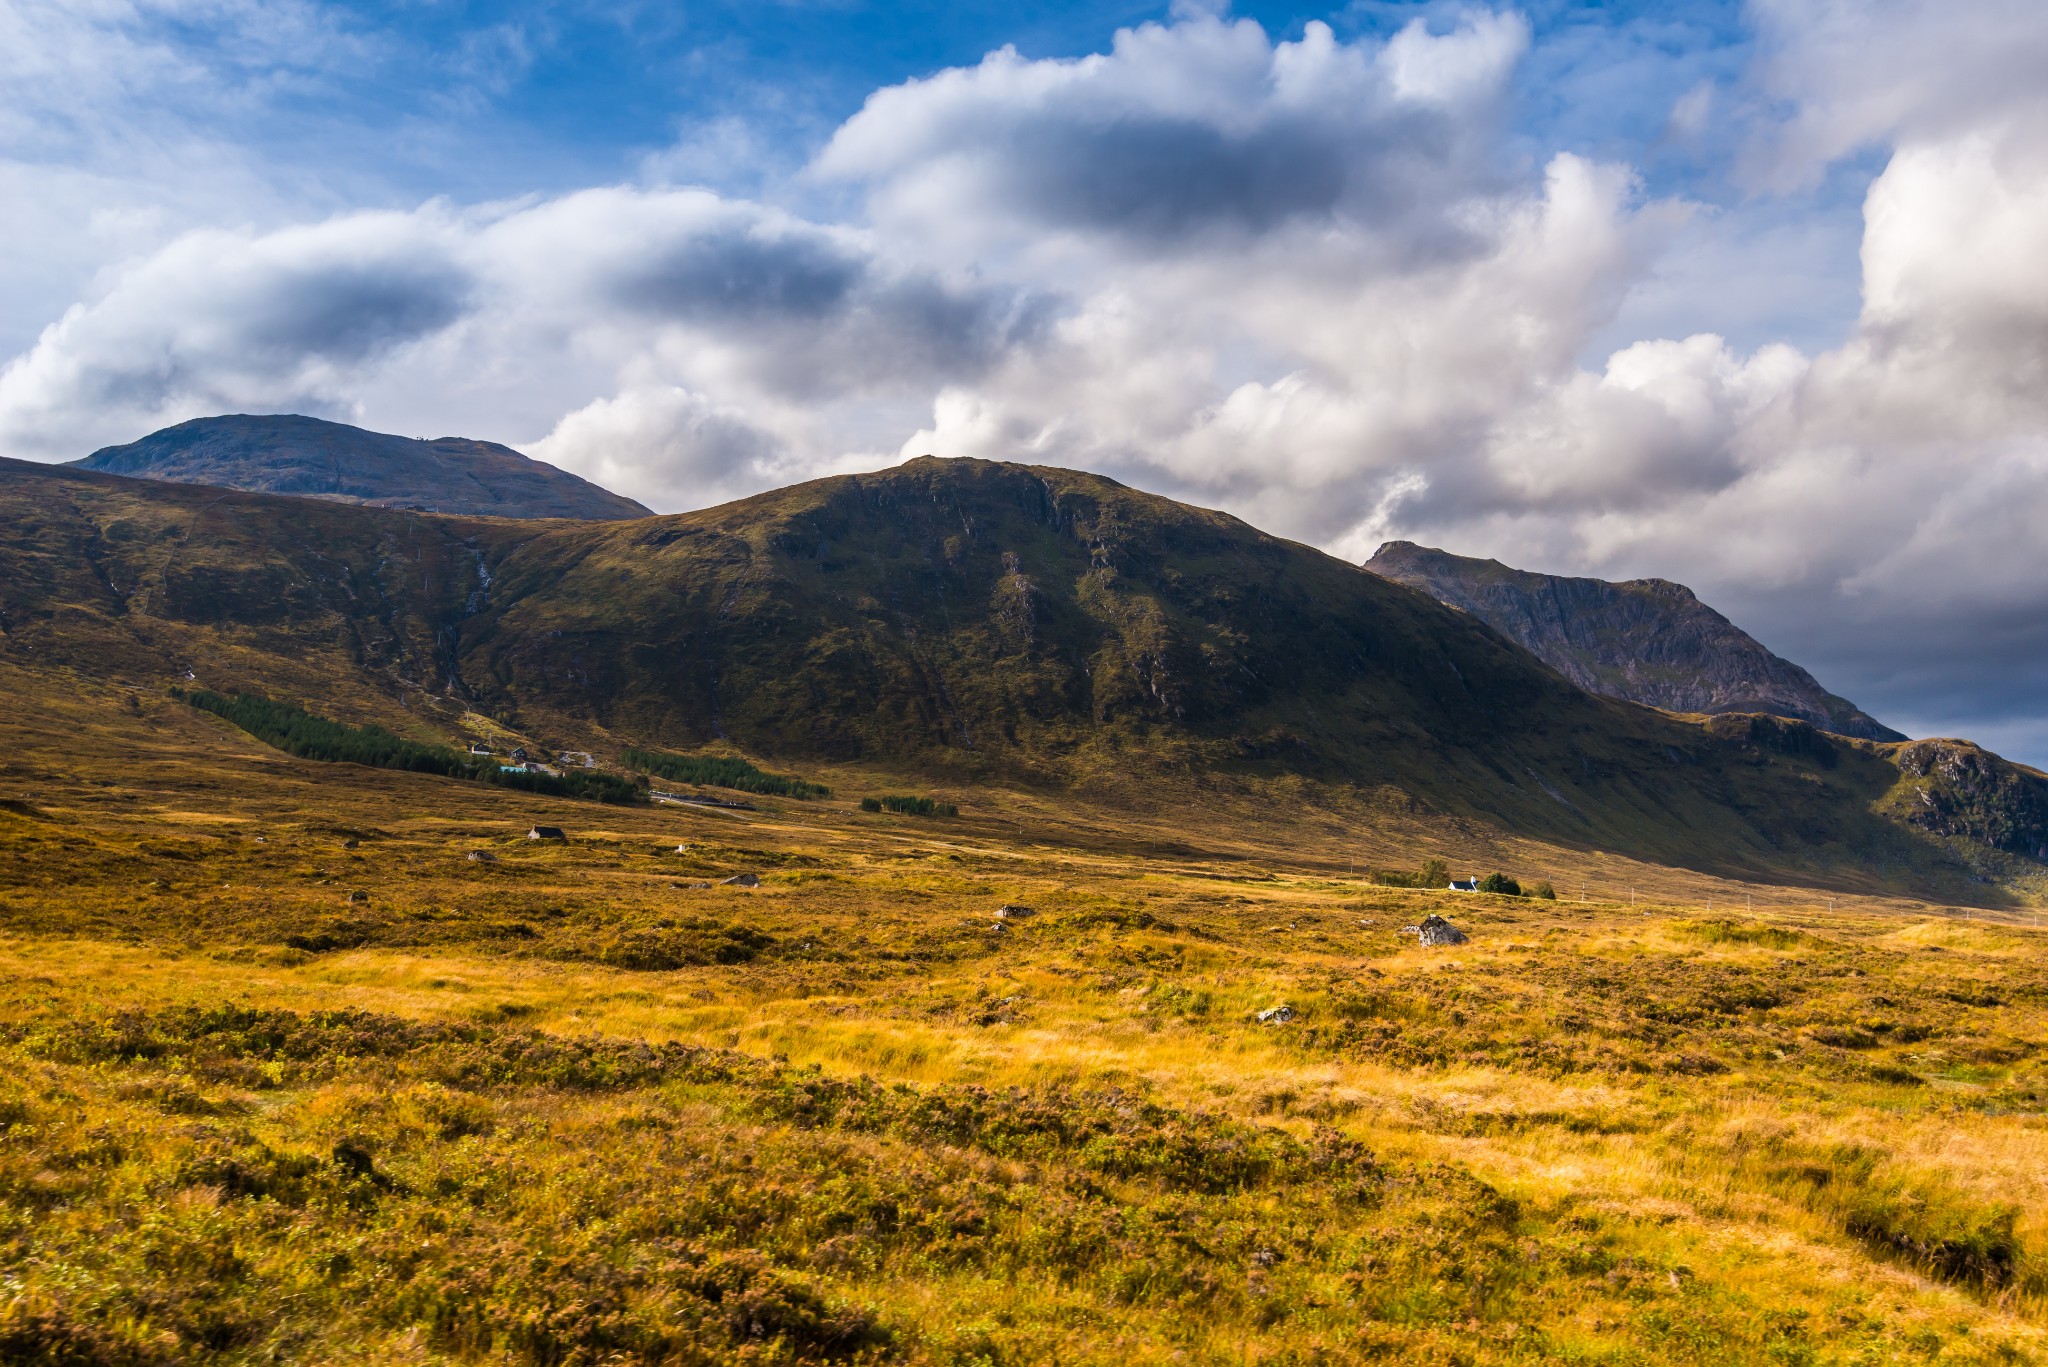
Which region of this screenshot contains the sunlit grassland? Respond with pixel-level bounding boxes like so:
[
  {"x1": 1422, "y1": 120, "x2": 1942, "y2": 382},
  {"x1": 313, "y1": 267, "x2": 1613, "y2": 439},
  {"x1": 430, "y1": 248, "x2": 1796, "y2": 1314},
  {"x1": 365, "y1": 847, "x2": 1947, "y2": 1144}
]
[{"x1": 5, "y1": 677, "x2": 2048, "y2": 1361}]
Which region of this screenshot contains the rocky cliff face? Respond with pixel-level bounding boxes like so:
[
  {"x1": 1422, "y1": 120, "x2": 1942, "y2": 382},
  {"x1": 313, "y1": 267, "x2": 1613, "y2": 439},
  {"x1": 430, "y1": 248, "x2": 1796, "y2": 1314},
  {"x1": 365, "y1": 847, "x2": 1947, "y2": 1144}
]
[
  {"x1": 1365, "y1": 541, "x2": 1903, "y2": 741},
  {"x1": 71, "y1": 414, "x2": 651, "y2": 521},
  {"x1": 1883, "y1": 739, "x2": 2048, "y2": 861}
]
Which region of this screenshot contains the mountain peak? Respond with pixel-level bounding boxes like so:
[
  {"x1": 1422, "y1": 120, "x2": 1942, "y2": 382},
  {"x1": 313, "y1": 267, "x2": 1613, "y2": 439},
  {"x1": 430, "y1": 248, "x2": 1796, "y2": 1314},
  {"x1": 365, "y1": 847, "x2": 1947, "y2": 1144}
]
[
  {"x1": 70, "y1": 413, "x2": 651, "y2": 521},
  {"x1": 1365, "y1": 540, "x2": 1902, "y2": 742}
]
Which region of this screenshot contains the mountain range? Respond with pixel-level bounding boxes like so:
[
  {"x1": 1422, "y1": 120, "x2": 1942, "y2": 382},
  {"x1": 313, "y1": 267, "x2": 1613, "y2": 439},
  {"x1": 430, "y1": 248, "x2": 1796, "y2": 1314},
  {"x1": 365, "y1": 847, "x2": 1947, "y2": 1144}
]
[
  {"x1": 3, "y1": 450, "x2": 2043, "y2": 899},
  {"x1": 1366, "y1": 541, "x2": 1902, "y2": 741},
  {"x1": 70, "y1": 413, "x2": 651, "y2": 521}
]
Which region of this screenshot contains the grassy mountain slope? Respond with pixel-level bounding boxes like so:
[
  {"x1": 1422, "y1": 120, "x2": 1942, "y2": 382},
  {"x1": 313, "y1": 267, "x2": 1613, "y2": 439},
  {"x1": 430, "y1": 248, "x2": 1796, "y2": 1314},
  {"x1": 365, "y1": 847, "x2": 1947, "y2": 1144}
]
[
  {"x1": 1366, "y1": 540, "x2": 1902, "y2": 741},
  {"x1": 0, "y1": 453, "x2": 2040, "y2": 899},
  {"x1": 71, "y1": 412, "x2": 652, "y2": 520}
]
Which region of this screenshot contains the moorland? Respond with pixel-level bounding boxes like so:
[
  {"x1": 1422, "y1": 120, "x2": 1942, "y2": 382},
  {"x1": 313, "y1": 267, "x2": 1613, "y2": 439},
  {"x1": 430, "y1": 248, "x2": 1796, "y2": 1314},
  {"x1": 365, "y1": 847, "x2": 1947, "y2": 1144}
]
[{"x1": 6, "y1": 452, "x2": 2048, "y2": 1363}]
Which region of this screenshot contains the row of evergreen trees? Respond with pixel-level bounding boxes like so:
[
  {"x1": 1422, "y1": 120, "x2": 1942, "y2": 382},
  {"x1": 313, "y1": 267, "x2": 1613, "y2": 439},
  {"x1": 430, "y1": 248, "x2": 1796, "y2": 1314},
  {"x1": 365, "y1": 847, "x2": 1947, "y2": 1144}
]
[
  {"x1": 1369, "y1": 857, "x2": 1555, "y2": 898},
  {"x1": 620, "y1": 747, "x2": 831, "y2": 799},
  {"x1": 176, "y1": 689, "x2": 645, "y2": 805},
  {"x1": 860, "y1": 795, "x2": 958, "y2": 818}
]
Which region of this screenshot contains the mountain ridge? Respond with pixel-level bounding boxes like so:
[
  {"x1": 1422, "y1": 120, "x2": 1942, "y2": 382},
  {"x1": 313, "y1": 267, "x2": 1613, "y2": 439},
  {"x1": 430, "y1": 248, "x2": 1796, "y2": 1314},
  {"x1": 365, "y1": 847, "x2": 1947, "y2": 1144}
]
[
  {"x1": 1365, "y1": 540, "x2": 1903, "y2": 742},
  {"x1": 69, "y1": 413, "x2": 651, "y2": 521},
  {"x1": 1, "y1": 452, "x2": 2040, "y2": 901}
]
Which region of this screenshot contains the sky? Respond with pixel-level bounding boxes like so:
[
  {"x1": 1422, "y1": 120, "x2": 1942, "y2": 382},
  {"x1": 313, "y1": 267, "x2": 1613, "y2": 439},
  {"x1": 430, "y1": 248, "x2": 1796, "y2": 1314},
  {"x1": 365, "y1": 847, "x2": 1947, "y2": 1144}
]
[{"x1": 4, "y1": 0, "x2": 2048, "y2": 762}]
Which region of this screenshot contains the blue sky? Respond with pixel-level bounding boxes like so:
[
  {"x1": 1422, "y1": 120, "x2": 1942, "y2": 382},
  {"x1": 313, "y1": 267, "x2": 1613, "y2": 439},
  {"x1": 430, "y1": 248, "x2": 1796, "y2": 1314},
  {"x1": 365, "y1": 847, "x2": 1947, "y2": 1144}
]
[{"x1": 5, "y1": 0, "x2": 2048, "y2": 763}]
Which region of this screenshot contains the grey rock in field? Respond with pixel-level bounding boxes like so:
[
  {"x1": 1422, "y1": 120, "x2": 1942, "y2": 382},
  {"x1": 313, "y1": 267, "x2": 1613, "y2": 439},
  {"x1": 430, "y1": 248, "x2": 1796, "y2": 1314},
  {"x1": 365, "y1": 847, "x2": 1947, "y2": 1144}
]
[
  {"x1": 342, "y1": 838, "x2": 359, "y2": 849},
  {"x1": 1414, "y1": 914, "x2": 1468, "y2": 947},
  {"x1": 466, "y1": 851, "x2": 497, "y2": 863},
  {"x1": 1256, "y1": 1005, "x2": 1295, "y2": 1024},
  {"x1": 995, "y1": 904, "x2": 1034, "y2": 920},
  {"x1": 720, "y1": 873, "x2": 760, "y2": 887}
]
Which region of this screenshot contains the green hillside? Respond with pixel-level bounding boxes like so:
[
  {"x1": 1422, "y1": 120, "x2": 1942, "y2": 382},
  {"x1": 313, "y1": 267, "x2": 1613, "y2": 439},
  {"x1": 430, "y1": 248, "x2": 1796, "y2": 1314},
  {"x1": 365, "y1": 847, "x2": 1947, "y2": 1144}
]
[{"x1": 0, "y1": 453, "x2": 2042, "y2": 899}]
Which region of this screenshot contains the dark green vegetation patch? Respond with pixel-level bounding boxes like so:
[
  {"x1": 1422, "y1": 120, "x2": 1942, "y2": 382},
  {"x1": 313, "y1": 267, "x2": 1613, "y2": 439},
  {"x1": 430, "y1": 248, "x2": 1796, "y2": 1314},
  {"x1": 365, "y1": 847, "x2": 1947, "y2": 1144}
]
[
  {"x1": 623, "y1": 746, "x2": 831, "y2": 799},
  {"x1": 860, "y1": 796, "x2": 958, "y2": 818},
  {"x1": 178, "y1": 689, "x2": 645, "y2": 805}
]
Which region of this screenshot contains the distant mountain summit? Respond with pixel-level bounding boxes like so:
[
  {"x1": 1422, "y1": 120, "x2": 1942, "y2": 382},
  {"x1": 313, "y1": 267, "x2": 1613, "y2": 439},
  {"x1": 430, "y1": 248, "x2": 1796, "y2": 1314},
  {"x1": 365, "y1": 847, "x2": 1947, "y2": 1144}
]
[
  {"x1": 1365, "y1": 541, "x2": 1904, "y2": 742},
  {"x1": 71, "y1": 414, "x2": 651, "y2": 521}
]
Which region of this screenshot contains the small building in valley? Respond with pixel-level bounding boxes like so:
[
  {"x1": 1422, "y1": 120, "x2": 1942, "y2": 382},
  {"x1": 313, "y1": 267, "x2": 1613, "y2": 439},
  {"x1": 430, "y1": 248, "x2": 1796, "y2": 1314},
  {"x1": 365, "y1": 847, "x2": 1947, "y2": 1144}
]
[{"x1": 1448, "y1": 877, "x2": 1479, "y2": 892}]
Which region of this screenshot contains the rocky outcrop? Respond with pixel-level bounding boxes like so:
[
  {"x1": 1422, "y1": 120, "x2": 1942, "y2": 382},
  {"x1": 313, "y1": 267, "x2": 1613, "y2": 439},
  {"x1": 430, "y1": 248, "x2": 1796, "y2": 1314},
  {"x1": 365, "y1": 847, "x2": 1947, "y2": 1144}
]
[
  {"x1": 1883, "y1": 740, "x2": 2048, "y2": 861},
  {"x1": 1402, "y1": 915, "x2": 1469, "y2": 946},
  {"x1": 73, "y1": 414, "x2": 651, "y2": 521},
  {"x1": 1365, "y1": 541, "x2": 1902, "y2": 741}
]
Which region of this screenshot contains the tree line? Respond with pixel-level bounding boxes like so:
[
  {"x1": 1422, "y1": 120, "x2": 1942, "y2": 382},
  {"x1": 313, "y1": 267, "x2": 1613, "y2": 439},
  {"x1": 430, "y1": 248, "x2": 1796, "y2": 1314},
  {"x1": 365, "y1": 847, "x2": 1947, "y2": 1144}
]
[{"x1": 176, "y1": 689, "x2": 645, "y2": 805}]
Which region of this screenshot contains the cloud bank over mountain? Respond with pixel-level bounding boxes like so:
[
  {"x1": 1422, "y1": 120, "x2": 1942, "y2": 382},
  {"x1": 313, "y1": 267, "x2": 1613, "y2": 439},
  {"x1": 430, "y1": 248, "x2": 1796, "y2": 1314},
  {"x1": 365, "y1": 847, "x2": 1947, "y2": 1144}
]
[{"x1": 1, "y1": 1, "x2": 2045, "y2": 758}]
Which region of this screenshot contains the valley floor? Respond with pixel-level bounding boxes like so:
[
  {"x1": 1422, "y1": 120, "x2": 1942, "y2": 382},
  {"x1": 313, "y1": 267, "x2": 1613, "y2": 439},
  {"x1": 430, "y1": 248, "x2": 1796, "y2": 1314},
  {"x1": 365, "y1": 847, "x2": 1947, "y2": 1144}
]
[{"x1": 5, "y1": 678, "x2": 2048, "y2": 1364}]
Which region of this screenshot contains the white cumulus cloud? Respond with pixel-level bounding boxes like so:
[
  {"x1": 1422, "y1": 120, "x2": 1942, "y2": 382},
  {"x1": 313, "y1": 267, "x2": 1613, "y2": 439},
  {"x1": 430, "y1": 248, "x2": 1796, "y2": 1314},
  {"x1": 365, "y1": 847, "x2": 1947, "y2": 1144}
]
[{"x1": 4, "y1": 2, "x2": 2048, "y2": 756}]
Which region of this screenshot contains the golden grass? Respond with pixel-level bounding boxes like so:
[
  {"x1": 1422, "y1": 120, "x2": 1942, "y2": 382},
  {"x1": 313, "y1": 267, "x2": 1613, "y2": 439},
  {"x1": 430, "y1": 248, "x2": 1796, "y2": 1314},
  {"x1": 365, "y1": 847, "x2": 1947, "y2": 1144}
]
[{"x1": 6, "y1": 673, "x2": 2048, "y2": 1362}]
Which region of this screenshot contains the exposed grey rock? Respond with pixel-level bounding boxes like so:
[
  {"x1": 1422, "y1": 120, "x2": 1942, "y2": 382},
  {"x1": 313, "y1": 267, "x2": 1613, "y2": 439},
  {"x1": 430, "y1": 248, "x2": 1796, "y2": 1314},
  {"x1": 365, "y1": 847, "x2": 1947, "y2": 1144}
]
[
  {"x1": 466, "y1": 850, "x2": 497, "y2": 863},
  {"x1": 1415, "y1": 914, "x2": 1467, "y2": 947},
  {"x1": 995, "y1": 904, "x2": 1034, "y2": 920},
  {"x1": 1256, "y1": 1005, "x2": 1295, "y2": 1023},
  {"x1": 1365, "y1": 541, "x2": 1901, "y2": 740},
  {"x1": 721, "y1": 873, "x2": 761, "y2": 887}
]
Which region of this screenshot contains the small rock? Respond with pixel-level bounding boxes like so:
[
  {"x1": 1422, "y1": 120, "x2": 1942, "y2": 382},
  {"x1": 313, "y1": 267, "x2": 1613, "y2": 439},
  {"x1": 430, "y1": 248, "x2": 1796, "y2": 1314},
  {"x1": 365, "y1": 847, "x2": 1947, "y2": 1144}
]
[
  {"x1": 720, "y1": 873, "x2": 760, "y2": 887},
  {"x1": 674, "y1": 844, "x2": 690, "y2": 854},
  {"x1": 466, "y1": 851, "x2": 498, "y2": 863},
  {"x1": 345, "y1": 890, "x2": 365, "y2": 904},
  {"x1": 994, "y1": 904, "x2": 1034, "y2": 920},
  {"x1": 341, "y1": 838, "x2": 359, "y2": 850},
  {"x1": 1256, "y1": 1005, "x2": 1295, "y2": 1024}
]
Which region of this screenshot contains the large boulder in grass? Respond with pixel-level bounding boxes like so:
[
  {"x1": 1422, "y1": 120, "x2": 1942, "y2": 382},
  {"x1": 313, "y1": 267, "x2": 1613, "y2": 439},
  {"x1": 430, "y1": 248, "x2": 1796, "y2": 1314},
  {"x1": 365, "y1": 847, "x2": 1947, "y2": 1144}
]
[{"x1": 1412, "y1": 914, "x2": 1468, "y2": 947}]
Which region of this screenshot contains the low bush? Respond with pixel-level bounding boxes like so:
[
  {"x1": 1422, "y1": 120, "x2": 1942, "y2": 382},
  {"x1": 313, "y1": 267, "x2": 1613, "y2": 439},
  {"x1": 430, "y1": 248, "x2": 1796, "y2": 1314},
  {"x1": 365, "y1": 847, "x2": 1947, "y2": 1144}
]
[
  {"x1": 1477, "y1": 873, "x2": 1522, "y2": 896},
  {"x1": 1371, "y1": 858, "x2": 1449, "y2": 889},
  {"x1": 1683, "y1": 919, "x2": 1803, "y2": 949}
]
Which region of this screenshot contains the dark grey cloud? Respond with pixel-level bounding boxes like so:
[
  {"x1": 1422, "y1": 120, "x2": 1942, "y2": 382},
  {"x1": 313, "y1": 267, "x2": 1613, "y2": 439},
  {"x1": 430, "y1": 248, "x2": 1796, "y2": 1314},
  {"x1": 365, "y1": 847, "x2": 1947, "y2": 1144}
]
[
  {"x1": 598, "y1": 207, "x2": 1053, "y2": 391},
  {"x1": 614, "y1": 223, "x2": 865, "y2": 323}
]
